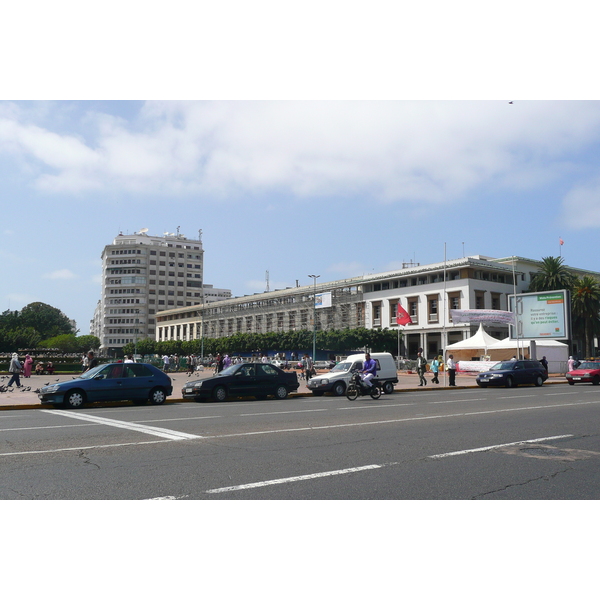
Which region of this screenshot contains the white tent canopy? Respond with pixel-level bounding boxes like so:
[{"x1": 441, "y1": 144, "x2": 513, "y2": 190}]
[{"x1": 445, "y1": 323, "x2": 499, "y2": 352}]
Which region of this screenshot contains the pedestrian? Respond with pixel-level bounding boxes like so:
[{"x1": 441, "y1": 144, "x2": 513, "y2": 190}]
[
  {"x1": 85, "y1": 351, "x2": 98, "y2": 371},
  {"x1": 162, "y1": 354, "x2": 170, "y2": 372},
  {"x1": 430, "y1": 355, "x2": 440, "y2": 384},
  {"x1": 81, "y1": 353, "x2": 88, "y2": 372},
  {"x1": 567, "y1": 356, "x2": 575, "y2": 372},
  {"x1": 124, "y1": 354, "x2": 134, "y2": 363},
  {"x1": 223, "y1": 354, "x2": 231, "y2": 369},
  {"x1": 416, "y1": 351, "x2": 428, "y2": 386},
  {"x1": 23, "y1": 354, "x2": 33, "y2": 378},
  {"x1": 216, "y1": 353, "x2": 224, "y2": 373},
  {"x1": 540, "y1": 356, "x2": 548, "y2": 374},
  {"x1": 446, "y1": 354, "x2": 457, "y2": 386},
  {"x1": 303, "y1": 354, "x2": 314, "y2": 379},
  {"x1": 7, "y1": 353, "x2": 22, "y2": 388}
]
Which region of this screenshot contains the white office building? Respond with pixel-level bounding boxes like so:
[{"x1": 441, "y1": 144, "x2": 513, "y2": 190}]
[
  {"x1": 155, "y1": 254, "x2": 600, "y2": 357},
  {"x1": 91, "y1": 229, "x2": 231, "y2": 355}
]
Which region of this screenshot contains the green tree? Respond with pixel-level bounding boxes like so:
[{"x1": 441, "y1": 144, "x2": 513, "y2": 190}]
[
  {"x1": 75, "y1": 335, "x2": 101, "y2": 353},
  {"x1": 40, "y1": 334, "x2": 79, "y2": 353},
  {"x1": 528, "y1": 256, "x2": 576, "y2": 293},
  {"x1": 571, "y1": 275, "x2": 600, "y2": 357}
]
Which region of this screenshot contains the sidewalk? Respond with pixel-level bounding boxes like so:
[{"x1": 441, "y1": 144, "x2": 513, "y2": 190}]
[{"x1": 0, "y1": 369, "x2": 568, "y2": 411}]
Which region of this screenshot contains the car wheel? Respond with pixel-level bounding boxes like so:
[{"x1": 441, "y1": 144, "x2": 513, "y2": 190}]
[
  {"x1": 149, "y1": 387, "x2": 166, "y2": 405},
  {"x1": 382, "y1": 381, "x2": 394, "y2": 395},
  {"x1": 274, "y1": 385, "x2": 288, "y2": 399},
  {"x1": 213, "y1": 386, "x2": 227, "y2": 401},
  {"x1": 534, "y1": 375, "x2": 544, "y2": 387},
  {"x1": 568, "y1": 380, "x2": 575, "y2": 385},
  {"x1": 63, "y1": 390, "x2": 85, "y2": 409},
  {"x1": 332, "y1": 381, "x2": 346, "y2": 396},
  {"x1": 593, "y1": 376, "x2": 600, "y2": 386},
  {"x1": 505, "y1": 376, "x2": 515, "y2": 388},
  {"x1": 477, "y1": 382, "x2": 487, "y2": 388}
]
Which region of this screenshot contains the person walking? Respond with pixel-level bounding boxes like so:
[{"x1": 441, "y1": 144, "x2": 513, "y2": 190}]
[
  {"x1": 540, "y1": 356, "x2": 548, "y2": 374},
  {"x1": 7, "y1": 353, "x2": 22, "y2": 388},
  {"x1": 85, "y1": 351, "x2": 98, "y2": 372},
  {"x1": 446, "y1": 354, "x2": 457, "y2": 386},
  {"x1": 430, "y1": 355, "x2": 441, "y2": 384},
  {"x1": 23, "y1": 354, "x2": 33, "y2": 378},
  {"x1": 416, "y1": 351, "x2": 428, "y2": 386}
]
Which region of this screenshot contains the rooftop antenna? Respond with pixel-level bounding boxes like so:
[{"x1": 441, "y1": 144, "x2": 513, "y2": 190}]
[
  {"x1": 199, "y1": 229, "x2": 203, "y2": 242},
  {"x1": 177, "y1": 226, "x2": 180, "y2": 235},
  {"x1": 265, "y1": 270, "x2": 270, "y2": 292},
  {"x1": 139, "y1": 227, "x2": 148, "y2": 235}
]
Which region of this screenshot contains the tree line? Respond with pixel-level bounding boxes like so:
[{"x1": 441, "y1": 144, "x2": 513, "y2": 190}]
[
  {"x1": 0, "y1": 302, "x2": 100, "y2": 353},
  {"x1": 121, "y1": 327, "x2": 402, "y2": 358}
]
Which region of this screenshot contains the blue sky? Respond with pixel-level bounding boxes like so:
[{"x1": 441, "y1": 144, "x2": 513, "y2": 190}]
[{"x1": 2, "y1": 99, "x2": 600, "y2": 333}]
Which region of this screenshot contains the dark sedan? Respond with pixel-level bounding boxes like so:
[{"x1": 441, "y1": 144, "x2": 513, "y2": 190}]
[
  {"x1": 39, "y1": 363, "x2": 173, "y2": 408},
  {"x1": 566, "y1": 361, "x2": 600, "y2": 385},
  {"x1": 476, "y1": 360, "x2": 548, "y2": 388},
  {"x1": 182, "y1": 362, "x2": 299, "y2": 401}
]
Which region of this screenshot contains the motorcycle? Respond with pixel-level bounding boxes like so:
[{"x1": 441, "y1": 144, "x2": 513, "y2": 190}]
[{"x1": 346, "y1": 370, "x2": 382, "y2": 401}]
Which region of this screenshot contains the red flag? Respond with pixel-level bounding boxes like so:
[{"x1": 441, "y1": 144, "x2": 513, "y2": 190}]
[
  {"x1": 559, "y1": 237, "x2": 564, "y2": 245},
  {"x1": 396, "y1": 302, "x2": 412, "y2": 325}
]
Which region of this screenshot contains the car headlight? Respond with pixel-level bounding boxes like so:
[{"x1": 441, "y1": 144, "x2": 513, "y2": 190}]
[
  {"x1": 42, "y1": 384, "x2": 61, "y2": 393},
  {"x1": 319, "y1": 379, "x2": 329, "y2": 385}
]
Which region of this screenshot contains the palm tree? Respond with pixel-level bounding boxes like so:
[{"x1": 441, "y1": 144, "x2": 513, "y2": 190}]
[
  {"x1": 571, "y1": 276, "x2": 600, "y2": 357},
  {"x1": 528, "y1": 256, "x2": 576, "y2": 293}
]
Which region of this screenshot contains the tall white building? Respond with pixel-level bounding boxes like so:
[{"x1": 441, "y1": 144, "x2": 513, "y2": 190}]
[{"x1": 91, "y1": 229, "x2": 231, "y2": 355}]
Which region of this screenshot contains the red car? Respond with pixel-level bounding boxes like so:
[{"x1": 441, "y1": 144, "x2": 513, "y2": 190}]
[{"x1": 566, "y1": 361, "x2": 600, "y2": 385}]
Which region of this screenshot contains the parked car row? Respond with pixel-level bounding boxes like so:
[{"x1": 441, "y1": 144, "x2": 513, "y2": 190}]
[{"x1": 36, "y1": 355, "x2": 600, "y2": 409}]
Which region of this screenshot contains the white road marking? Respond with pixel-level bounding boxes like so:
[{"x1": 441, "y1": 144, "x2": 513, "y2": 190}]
[
  {"x1": 429, "y1": 398, "x2": 487, "y2": 405},
  {"x1": 145, "y1": 495, "x2": 190, "y2": 500},
  {"x1": 428, "y1": 434, "x2": 574, "y2": 459},
  {"x1": 0, "y1": 439, "x2": 170, "y2": 457},
  {"x1": 40, "y1": 410, "x2": 200, "y2": 440},
  {"x1": 239, "y1": 409, "x2": 328, "y2": 417},
  {"x1": 339, "y1": 403, "x2": 415, "y2": 410},
  {"x1": 205, "y1": 434, "x2": 574, "y2": 494},
  {"x1": 205, "y1": 464, "x2": 384, "y2": 494}
]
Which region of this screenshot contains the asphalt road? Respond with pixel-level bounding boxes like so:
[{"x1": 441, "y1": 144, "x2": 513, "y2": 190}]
[{"x1": 2, "y1": 382, "x2": 600, "y2": 500}]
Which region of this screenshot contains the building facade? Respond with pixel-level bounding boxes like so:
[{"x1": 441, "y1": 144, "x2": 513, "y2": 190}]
[
  {"x1": 91, "y1": 230, "x2": 231, "y2": 355},
  {"x1": 155, "y1": 255, "x2": 600, "y2": 358}
]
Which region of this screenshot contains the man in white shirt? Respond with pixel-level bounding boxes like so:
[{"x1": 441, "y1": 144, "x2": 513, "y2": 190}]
[{"x1": 446, "y1": 354, "x2": 457, "y2": 387}]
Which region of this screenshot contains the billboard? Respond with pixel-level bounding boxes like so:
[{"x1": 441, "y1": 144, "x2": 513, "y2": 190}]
[
  {"x1": 509, "y1": 290, "x2": 570, "y2": 340},
  {"x1": 315, "y1": 292, "x2": 332, "y2": 309}
]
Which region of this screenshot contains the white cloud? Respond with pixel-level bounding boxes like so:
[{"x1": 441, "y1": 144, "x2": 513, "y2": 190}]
[
  {"x1": 2, "y1": 101, "x2": 600, "y2": 205},
  {"x1": 43, "y1": 269, "x2": 77, "y2": 280},
  {"x1": 562, "y1": 179, "x2": 600, "y2": 229}
]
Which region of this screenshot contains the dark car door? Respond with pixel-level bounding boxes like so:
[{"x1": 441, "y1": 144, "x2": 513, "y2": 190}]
[
  {"x1": 255, "y1": 363, "x2": 282, "y2": 395},
  {"x1": 228, "y1": 364, "x2": 257, "y2": 397},
  {"x1": 512, "y1": 361, "x2": 530, "y2": 385},
  {"x1": 88, "y1": 364, "x2": 126, "y2": 401},
  {"x1": 121, "y1": 363, "x2": 156, "y2": 400}
]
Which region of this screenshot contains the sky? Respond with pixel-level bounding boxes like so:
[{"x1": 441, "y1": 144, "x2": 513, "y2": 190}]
[{"x1": 2, "y1": 99, "x2": 600, "y2": 333}]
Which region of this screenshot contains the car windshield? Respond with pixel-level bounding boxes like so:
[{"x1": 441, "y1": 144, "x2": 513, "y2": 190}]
[
  {"x1": 77, "y1": 364, "x2": 106, "y2": 379},
  {"x1": 578, "y1": 362, "x2": 600, "y2": 370},
  {"x1": 330, "y1": 361, "x2": 352, "y2": 372},
  {"x1": 219, "y1": 364, "x2": 242, "y2": 376},
  {"x1": 489, "y1": 361, "x2": 515, "y2": 371}
]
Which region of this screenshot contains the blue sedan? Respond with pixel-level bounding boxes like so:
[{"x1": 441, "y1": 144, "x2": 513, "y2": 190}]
[{"x1": 38, "y1": 363, "x2": 173, "y2": 408}]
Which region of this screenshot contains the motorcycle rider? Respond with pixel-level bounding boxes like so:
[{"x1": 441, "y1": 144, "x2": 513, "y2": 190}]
[{"x1": 361, "y1": 353, "x2": 377, "y2": 389}]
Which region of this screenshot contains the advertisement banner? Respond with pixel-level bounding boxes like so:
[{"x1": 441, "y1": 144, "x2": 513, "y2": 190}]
[
  {"x1": 509, "y1": 290, "x2": 569, "y2": 340},
  {"x1": 315, "y1": 292, "x2": 332, "y2": 309},
  {"x1": 450, "y1": 309, "x2": 516, "y2": 326}
]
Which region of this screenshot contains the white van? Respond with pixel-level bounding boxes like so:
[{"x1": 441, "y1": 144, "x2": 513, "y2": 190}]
[{"x1": 307, "y1": 352, "x2": 398, "y2": 396}]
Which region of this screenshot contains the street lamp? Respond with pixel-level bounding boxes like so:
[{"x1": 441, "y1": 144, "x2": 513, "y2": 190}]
[{"x1": 308, "y1": 274, "x2": 320, "y2": 362}]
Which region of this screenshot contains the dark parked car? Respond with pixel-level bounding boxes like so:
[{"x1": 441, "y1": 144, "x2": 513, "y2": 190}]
[
  {"x1": 182, "y1": 362, "x2": 300, "y2": 401},
  {"x1": 38, "y1": 362, "x2": 173, "y2": 408},
  {"x1": 476, "y1": 360, "x2": 548, "y2": 388},
  {"x1": 566, "y1": 361, "x2": 600, "y2": 385}
]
